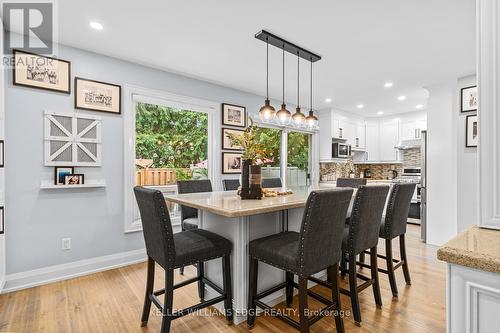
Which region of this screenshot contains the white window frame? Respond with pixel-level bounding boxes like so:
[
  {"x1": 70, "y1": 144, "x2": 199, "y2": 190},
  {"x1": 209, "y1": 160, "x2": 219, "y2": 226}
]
[{"x1": 123, "y1": 85, "x2": 219, "y2": 233}]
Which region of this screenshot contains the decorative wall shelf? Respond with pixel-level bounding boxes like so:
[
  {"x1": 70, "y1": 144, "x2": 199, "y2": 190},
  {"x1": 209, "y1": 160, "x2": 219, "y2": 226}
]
[{"x1": 40, "y1": 180, "x2": 106, "y2": 190}]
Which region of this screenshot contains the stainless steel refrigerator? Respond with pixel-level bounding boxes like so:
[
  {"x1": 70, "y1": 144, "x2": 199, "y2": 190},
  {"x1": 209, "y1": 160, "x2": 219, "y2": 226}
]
[{"x1": 420, "y1": 130, "x2": 427, "y2": 242}]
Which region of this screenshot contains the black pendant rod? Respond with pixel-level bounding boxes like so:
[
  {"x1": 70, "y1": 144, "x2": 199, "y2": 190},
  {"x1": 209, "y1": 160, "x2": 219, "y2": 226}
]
[
  {"x1": 282, "y1": 46, "x2": 285, "y2": 103},
  {"x1": 255, "y1": 30, "x2": 321, "y2": 62},
  {"x1": 297, "y1": 52, "x2": 300, "y2": 108},
  {"x1": 310, "y1": 58, "x2": 313, "y2": 111},
  {"x1": 265, "y1": 37, "x2": 269, "y2": 99}
]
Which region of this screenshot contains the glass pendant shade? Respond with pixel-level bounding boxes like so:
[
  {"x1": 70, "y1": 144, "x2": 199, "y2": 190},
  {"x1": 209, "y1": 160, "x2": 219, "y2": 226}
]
[
  {"x1": 306, "y1": 110, "x2": 319, "y2": 128},
  {"x1": 292, "y1": 107, "x2": 306, "y2": 126},
  {"x1": 259, "y1": 99, "x2": 276, "y2": 121},
  {"x1": 276, "y1": 104, "x2": 291, "y2": 125}
]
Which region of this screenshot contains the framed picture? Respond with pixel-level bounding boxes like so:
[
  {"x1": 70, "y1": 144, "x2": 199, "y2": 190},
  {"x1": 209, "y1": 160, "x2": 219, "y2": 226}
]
[
  {"x1": 54, "y1": 166, "x2": 74, "y2": 185},
  {"x1": 75, "y1": 77, "x2": 122, "y2": 114},
  {"x1": 13, "y1": 50, "x2": 71, "y2": 94},
  {"x1": 222, "y1": 128, "x2": 244, "y2": 151},
  {"x1": 222, "y1": 152, "x2": 242, "y2": 174},
  {"x1": 0, "y1": 207, "x2": 4, "y2": 235},
  {"x1": 466, "y1": 115, "x2": 478, "y2": 147},
  {"x1": 222, "y1": 103, "x2": 246, "y2": 128},
  {"x1": 461, "y1": 85, "x2": 478, "y2": 113},
  {"x1": 64, "y1": 174, "x2": 85, "y2": 185},
  {"x1": 0, "y1": 140, "x2": 4, "y2": 168}
]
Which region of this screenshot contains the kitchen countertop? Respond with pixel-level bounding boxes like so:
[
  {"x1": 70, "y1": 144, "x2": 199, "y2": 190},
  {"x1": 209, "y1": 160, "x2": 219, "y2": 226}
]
[
  {"x1": 437, "y1": 225, "x2": 500, "y2": 274},
  {"x1": 164, "y1": 186, "x2": 356, "y2": 218}
]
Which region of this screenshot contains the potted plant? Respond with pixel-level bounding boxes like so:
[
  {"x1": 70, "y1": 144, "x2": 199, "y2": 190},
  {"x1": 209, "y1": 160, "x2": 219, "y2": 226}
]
[{"x1": 226, "y1": 117, "x2": 274, "y2": 199}]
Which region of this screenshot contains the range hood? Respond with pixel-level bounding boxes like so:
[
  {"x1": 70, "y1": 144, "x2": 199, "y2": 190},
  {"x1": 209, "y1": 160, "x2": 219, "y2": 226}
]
[{"x1": 395, "y1": 139, "x2": 422, "y2": 150}]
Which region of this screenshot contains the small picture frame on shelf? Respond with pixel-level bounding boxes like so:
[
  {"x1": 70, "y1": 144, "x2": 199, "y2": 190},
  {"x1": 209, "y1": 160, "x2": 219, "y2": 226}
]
[
  {"x1": 0, "y1": 140, "x2": 4, "y2": 168},
  {"x1": 0, "y1": 207, "x2": 4, "y2": 234},
  {"x1": 222, "y1": 103, "x2": 246, "y2": 128},
  {"x1": 75, "y1": 77, "x2": 122, "y2": 114},
  {"x1": 64, "y1": 174, "x2": 85, "y2": 185},
  {"x1": 13, "y1": 50, "x2": 71, "y2": 94},
  {"x1": 466, "y1": 115, "x2": 478, "y2": 147},
  {"x1": 222, "y1": 128, "x2": 244, "y2": 151},
  {"x1": 54, "y1": 166, "x2": 74, "y2": 185},
  {"x1": 461, "y1": 85, "x2": 478, "y2": 113},
  {"x1": 222, "y1": 152, "x2": 242, "y2": 174}
]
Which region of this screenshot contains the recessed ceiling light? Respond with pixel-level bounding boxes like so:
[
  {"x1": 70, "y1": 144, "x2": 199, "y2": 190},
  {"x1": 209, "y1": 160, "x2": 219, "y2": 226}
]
[
  {"x1": 377, "y1": 111, "x2": 384, "y2": 115},
  {"x1": 416, "y1": 104, "x2": 424, "y2": 109},
  {"x1": 325, "y1": 98, "x2": 332, "y2": 103},
  {"x1": 356, "y1": 104, "x2": 364, "y2": 109},
  {"x1": 90, "y1": 21, "x2": 104, "y2": 31},
  {"x1": 397, "y1": 95, "x2": 407, "y2": 101},
  {"x1": 384, "y1": 82, "x2": 393, "y2": 88}
]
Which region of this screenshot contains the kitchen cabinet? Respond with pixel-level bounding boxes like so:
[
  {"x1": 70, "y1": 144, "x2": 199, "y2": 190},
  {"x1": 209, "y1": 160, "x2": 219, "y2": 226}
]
[
  {"x1": 400, "y1": 118, "x2": 427, "y2": 140},
  {"x1": 379, "y1": 120, "x2": 399, "y2": 161},
  {"x1": 355, "y1": 124, "x2": 366, "y2": 149},
  {"x1": 365, "y1": 121, "x2": 380, "y2": 161}
]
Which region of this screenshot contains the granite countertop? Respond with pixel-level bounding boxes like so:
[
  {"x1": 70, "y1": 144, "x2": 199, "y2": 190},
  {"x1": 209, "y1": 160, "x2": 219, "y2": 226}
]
[
  {"x1": 437, "y1": 225, "x2": 500, "y2": 274},
  {"x1": 164, "y1": 186, "x2": 356, "y2": 218}
]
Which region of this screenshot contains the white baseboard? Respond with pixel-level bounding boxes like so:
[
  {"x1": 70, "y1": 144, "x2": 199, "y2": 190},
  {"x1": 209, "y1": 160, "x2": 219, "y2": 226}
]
[{"x1": 1, "y1": 248, "x2": 147, "y2": 294}]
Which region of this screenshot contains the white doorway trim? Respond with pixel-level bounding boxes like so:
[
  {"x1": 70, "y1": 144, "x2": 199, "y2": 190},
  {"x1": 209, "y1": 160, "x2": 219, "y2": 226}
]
[{"x1": 123, "y1": 85, "x2": 220, "y2": 233}]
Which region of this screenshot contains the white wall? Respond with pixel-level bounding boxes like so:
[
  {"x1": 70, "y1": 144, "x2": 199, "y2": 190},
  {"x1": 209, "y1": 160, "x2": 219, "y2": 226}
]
[
  {"x1": 426, "y1": 82, "x2": 458, "y2": 246},
  {"x1": 3, "y1": 43, "x2": 313, "y2": 281},
  {"x1": 0, "y1": 19, "x2": 6, "y2": 290},
  {"x1": 457, "y1": 75, "x2": 478, "y2": 232}
]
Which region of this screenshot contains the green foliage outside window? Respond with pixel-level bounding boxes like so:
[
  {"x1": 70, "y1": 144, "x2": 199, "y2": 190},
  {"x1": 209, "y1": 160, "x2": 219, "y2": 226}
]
[{"x1": 288, "y1": 131, "x2": 309, "y2": 172}]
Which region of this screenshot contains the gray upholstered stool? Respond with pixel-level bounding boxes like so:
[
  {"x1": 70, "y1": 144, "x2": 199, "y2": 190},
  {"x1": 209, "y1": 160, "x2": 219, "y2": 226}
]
[
  {"x1": 339, "y1": 185, "x2": 389, "y2": 325},
  {"x1": 222, "y1": 179, "x2": 240, "y2": 191},
  {"x1": 134, "y1": 187, "x2": 233, "y2": 333},
  {"x1": 360, "y1": 183, "x2": 416, "y2": 298},
  {"x1": 247, "y1": 188, "x2": 353, "y2": 333},
  {"x1": 261, "y1": 177, "x2": 282, "y2": 188},
  {"x1": 336, "y1": 177, "x2": 367, "y2": 188},
  {"x1": 176, "y1": 179, "x2": 212, "y2": 277}
]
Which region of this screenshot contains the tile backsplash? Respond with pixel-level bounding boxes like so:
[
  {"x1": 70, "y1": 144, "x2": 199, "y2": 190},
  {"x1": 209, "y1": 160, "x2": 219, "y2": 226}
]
[{"x1": 401, "y1": 148, "x2": 422, "y2": 167}]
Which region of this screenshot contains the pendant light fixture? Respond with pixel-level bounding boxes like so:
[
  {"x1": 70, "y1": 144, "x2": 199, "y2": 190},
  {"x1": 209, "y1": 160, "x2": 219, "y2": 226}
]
[
  {"x1": 292, "y1": 52, "x2": 306, "y2": 126},
  {"x1": 276, "y1": 45, "x2": 291, "y2": 125},
  {"x1": 305, "y1": 57, "x2": 319, "y2": 129},
  {"x1": 258, "y1": 37, "x2": 276, "y2": 121}
]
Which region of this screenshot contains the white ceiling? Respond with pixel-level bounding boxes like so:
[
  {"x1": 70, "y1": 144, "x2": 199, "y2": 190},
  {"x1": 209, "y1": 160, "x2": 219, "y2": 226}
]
[{"x1": 56, "y1": 0, "x2": 476, "y2": 116}]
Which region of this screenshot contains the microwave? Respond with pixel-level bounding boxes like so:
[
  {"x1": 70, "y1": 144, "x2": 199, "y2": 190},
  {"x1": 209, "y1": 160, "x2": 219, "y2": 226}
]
[{"x1": 332, "y1": 142, "x2": 352, "y2": 158}]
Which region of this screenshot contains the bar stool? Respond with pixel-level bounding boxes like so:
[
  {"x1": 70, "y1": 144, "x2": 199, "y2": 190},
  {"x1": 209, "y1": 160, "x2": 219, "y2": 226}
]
[
  {"x1": 360, "y1": 183, "x2": 416, "y2": 298},
  {"x1": 336, "y1": 178, "x2": 367, "y2": 189},
  {"x1": 176, "y1": 180, "x2": 212, "y2": 278},
  {"x1": 262, "y1": 177, "x2": 282, "y2": 188},
  {"x1": 247, "y1": 188, "x2": 353, "y2": 333},
  {"x1": 222, "y1": 179, "x2": 240, "y2": 191},
  {"x1": 339, "y1": 185, "x2": 389, "y2": 325},
  {"x1": 134, "y1": 187, "x2": 233, "y2": 333}
]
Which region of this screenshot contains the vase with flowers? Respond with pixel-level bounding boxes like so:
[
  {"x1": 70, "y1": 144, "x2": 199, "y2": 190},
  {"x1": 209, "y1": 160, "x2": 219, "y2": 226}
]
[{"x1": 226, "y1": 117, "x2": 274, "y2": 199}]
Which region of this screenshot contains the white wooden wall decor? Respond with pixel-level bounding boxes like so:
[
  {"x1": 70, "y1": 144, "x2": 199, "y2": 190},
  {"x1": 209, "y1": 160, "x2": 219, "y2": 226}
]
[
  {"x1": 478, "y1": 0, "x2": 500, "y2": 229},
  {"x1": 44, "y1": 111, "x2": 102, "y2": 166}
]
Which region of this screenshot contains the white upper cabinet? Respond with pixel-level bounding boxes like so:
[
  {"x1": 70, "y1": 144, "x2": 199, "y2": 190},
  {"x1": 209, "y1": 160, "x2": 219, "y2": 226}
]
[
  {"x1": 365, "y1": 121, "x2": 380, "y2": 161},
  {"x1": 379, "y1": 120, "x2": 400, "y2": 161},
  {"x1": 400, "y1": 116, "x2": 427, "y2": 140},
  {"x1": 355, "y1": 124, "x2": 366, "y2": 149}
]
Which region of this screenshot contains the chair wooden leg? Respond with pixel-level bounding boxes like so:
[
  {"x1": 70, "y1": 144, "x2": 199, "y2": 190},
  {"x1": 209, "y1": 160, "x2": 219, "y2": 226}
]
[
  {"x1": 358, "y1": 252, "x2": 365, "y2": 268},
  {"x1": 285, "y1": 272, "x2": 294, "y2": 307},
  {"x1": 222, "y1": 255, "x2": 233, "y2": 323},
  {"x1": 141, "y1": 257, "x2": 155, "y2": 326},
  {"x1": 385, "y1": 238, "x2": 399, "y2": 298},
  {"x1": 348, "y1": 255, "x2": 362, "y2": 325},
  {"x1": 161, "y1": 269, "x2": 174, "y2": 333},
  {"x1": 298, "y1": 276, "x2": 310, "y2": 333},
  {"x1": 247, "y1": 258, "x2": 258, "y2": 328},
  {"x1": 340, "y1": 253, "x2": 347, "y2": 279},
  {"x1": 400, "y1": 234, "x2": 412, "y2": 285},
  {"x1": 328, "y1": 264, "x2": 345, "y2": 333},
  {"x1": 197, "y1": 262, "x2": 205, "y2": 301},
  {"x1": 370, "y1": 247, "x2": 383, "y2": 308},
  {"x1": 179, "y1": 267, "x2": 184, "y2": 275}
]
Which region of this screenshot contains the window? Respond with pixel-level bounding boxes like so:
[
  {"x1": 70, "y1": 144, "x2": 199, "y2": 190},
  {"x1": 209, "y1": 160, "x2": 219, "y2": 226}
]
[
  {"x1": 287, "y1": 131, "x2": 311, "y2": 186},
  {"x1": 254, "y1": 127, "x2": 282, "y2": 179}
]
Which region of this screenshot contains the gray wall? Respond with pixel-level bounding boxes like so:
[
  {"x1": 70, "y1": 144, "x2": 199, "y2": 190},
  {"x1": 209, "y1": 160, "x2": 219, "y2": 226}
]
[{"x1": 5, "y1": 44, "x2": 282, "y2": 274}]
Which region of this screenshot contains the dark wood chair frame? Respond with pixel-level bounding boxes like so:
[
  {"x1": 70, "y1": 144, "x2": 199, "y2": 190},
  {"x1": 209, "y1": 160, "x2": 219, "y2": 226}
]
[
  {"x1": 248, "y1": 263, "x2": 344, "y2": 333},
  {"x1": 142, "y1": 255, "x2": 233, "y2": 332}
]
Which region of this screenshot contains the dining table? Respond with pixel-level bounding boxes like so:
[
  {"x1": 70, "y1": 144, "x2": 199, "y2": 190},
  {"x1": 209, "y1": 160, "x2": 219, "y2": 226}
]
[{"x1": 164, "y1": 185, "x2": 359, "y2": 324}]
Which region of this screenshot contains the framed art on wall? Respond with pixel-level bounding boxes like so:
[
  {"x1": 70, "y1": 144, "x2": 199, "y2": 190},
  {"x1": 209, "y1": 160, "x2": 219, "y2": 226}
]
[
  {"x1": 0, "y1": 207, "x2": 4, "y2": 234},
  {"x1": 54, "y1": 166, "x2": 74, "y2": 185},
  {"x1": 64, "y1": 174, "x2": 85, "y2": 185},
  {"x1": 466, "y1": 114, "x2": 478, "y2": 147},
  {"x1": 222, "y1": 103, "x2": 246, "y2": 128},
  {"x1": 461, "y1": 85, "x2": 478, "y2": 112},
  {"x1": 222, "y1": 128, "x2": 244, "y2": 151},
  {"x1": 0, "y1": 140, "x2": 4, "y2": 168},
  {"x1": 222, "y1": 152, "x2": 242, "y2": 174},
  {"x1": 75, "y1": 77, "x2": 122, "y2": 114},
  {"x1": 13, "y1": 50, "x2": 71, "y2": 94}
]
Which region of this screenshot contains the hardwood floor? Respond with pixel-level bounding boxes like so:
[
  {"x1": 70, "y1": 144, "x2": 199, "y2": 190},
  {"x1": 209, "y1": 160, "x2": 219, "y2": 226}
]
[{"x1": 0, "y1": 225, "x2": 445, "y2": 333}]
